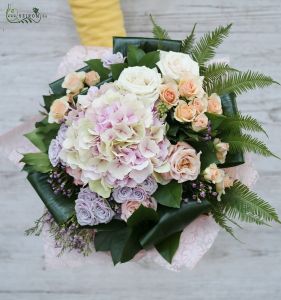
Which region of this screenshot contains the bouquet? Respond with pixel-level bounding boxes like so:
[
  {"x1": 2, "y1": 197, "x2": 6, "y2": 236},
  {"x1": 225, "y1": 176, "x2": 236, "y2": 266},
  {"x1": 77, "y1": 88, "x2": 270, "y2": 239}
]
[{"x1": 23, "y1": 17, "x2": 280, "y2": 267}]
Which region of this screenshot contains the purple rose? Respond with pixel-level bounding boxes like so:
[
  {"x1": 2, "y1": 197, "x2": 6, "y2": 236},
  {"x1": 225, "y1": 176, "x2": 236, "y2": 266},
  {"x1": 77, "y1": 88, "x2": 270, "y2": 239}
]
[
  {"x1": 48, "y1": 138, "x2": 61, "y2": 167},
  {"x1": 75, "y1": 188, "x2": 114, "y2": 226},
  {"x1": 131, "y1": 187, "x2": 147, "y2": 202},
  {"x1": 140, "y1": 176, "x2": 158, "y2": 195},
  {"x1": 112, "y1": 187, "x2": 133, "y2": 203}
]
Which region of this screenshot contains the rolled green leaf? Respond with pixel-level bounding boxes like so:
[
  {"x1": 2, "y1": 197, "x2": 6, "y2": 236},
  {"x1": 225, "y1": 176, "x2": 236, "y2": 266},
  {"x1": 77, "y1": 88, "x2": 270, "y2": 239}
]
[
  {"x1": 140, "y1": 200, "x2": 211, "y2": 248},
  {"x1": 220, "y1": 93, "x2": 245, "y2": 167},
  {"x1": 113, "y1": 37, "x2": 182, "y2": 55},
  {"x1": 27, "y1": 172, "x2": 75, "y2": 225}
]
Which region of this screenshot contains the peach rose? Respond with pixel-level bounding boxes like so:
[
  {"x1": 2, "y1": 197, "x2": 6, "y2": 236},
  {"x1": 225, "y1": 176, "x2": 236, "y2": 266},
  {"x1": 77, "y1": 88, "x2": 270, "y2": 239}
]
[
  {"x1": 178, "y1": 73, "x2": 204, "y2": 99},
  {"x1": 203, "y1": 163, "x2": 225, "y2": 184},
  {"x1": 48, "y1": 96, "x2": 70, "y2": 123},
  {"x1": 207, "y1": 93, "x2": 223, "y2": 114},
  {"x1": 62, "y1": 71, "x2": 85, "y2": 94},
  {"x1": 121, "y1": 197, "x2": 157, "y2": 221},
  {"x1": 215, "y1": 174, "x2": 234, "y2": 201},
  {"x1": 192, "y1": 96, "x2": 208, "y2": 114},
  {"x1": 85, "y1": 71, "x2": 100, "y2": 86},
  {"x1": 214, "y1": 138, "x2": 229, "y2": 163},
  {"x1": 192, "y1": 113, "x2": 209, "y2": 132},
  {"x1": 168, "y1": 142, "x2": 201, "y2": 183},
  {"x1": 159, "y1": 83, "x2": 179, "y2": 107},
  {"x1": 174, "y1": 100, "x2": 196, "y2": 123}
]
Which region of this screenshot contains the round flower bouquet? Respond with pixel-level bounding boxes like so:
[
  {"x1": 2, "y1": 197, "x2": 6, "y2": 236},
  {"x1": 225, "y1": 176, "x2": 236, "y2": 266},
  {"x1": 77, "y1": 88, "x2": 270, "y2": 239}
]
[{"x1": 23, "y1": 17, "x2": 280, "y2": 268}]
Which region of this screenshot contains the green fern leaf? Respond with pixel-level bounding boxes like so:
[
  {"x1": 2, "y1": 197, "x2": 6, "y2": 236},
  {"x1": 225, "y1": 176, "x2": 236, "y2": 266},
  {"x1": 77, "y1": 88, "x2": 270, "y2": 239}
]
[
  {"x1": 191, "y1": 24, "x2": 232, "y2": 66},
  {"x1": 150, "y1": 15, "x2": 170, "y2": 40},
  {"x1": 223, "y1": 133, "x2": 278, "y2": 158},
  {"x1": 181, "y1": 23, "x2": 197, "y2": 54},
  {"x1": 208, "y1": 71, "x2": 279, "y2": 95},
  {"x1": 221, "y1": 181, "x2": 280, "y2": 224},
  {"x1": 222, "y1": 113, "x2": 268, "y2": 136},
  {"x1": 211, "y1": 207, "x2": 236, "y2": 237}
]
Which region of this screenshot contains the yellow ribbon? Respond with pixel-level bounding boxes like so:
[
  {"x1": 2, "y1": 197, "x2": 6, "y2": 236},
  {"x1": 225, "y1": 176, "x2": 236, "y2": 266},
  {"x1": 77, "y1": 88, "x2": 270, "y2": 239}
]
[{"x1": 68, "y1": 0, "x2": 126, "y2": 47}]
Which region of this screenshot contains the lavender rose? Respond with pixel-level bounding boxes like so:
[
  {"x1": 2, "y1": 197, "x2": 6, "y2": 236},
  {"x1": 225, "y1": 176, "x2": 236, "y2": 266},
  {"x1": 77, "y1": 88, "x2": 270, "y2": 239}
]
[
  {"x1": 101, "y1": 52, "x2": 125, "y2": 68},
  {"x1": 75, "y1": 188, "x2": 115, "y2": 226},
  {"x1": 112, "y1": 187, "x2": 133, "y2": 203},
  {"x1": 140, "y1": 176, "x2": 158, "y2": 195},
  {"x1": 48, "y1": 138, "x2": 61, "y2": 167},
  {"x1": 131, "y1": 187, "x2": 147, "y2": 202}
]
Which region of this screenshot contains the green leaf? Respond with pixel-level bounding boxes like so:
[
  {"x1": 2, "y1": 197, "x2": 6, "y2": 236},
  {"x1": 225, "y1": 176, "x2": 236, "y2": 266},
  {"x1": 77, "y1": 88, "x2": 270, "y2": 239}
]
[
  {"x1": 192, "y1": 24, "x2": 232, "y2": 66},
  {"x1": 27, "y1": 172, "x2": 75, "y2": 225},
  {"x1": 192, "y1": 141, "x2": 219, "y2": 170},
  {"x1": 150, "y1": 14, "x2": 170, "y2": 40},
  {"x1": 205, "y1": 112, "x2": 227, "y2": 130},
  {"x1": 156, "y1": 231, "x2": 182, "y2": 263},
  {"x1": 113, "y1": 37, "x2": 182, "y2": 56},
  {"x1": 111, "y1": 63, "x2": 128, "y2": 80},
  {"x1": 223, "y1": 133, "x2": 278, "y2": 158},
  {"x1": 208, "y1": 70, "x2": 279, "y2": 96},
  {"x1": 24, "y1": 118, "x2": 59, "y2": 153},
  {"x1": 181, "y1": 23, "x2": 197, "y2": 54},
  {"x1": 138, "y1": 51, "x2": 160, "y2": 68},
  {"x1": 85, "y1": 59, "x2": 110, "y2": 81},
  {"x1": 221, "y1": 181, "x2": 280, "y2": 224},
  {"x1": 127, "y1": 205, "x2": 159, "y2": 227},
  {"x1": 153, "y1": 180, "x2": 183, "y2": 208},
  {"x1": 127, "y1": 45, "x2": 145, "y2": 66},
  {"x1": 140, "y1": 200, "x2": 211, "y2": 247},
  {"x1": 21, "y1": 153, "x2": 52, "y2": 173}
]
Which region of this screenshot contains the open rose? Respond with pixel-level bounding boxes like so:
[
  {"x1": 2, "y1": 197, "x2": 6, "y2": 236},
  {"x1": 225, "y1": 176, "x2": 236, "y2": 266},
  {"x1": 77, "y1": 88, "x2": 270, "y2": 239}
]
[
  {"x1": 178, "y1": 74, "x2": 204, "y2": 99},
  {"x1": 168, "y1": 142, "x2": 201, "y2": 183},
  {"x1": 174, "y1": 100, "x2": 196, "y2": 123},
  {"x1": 85, "y1": 71, "x2": 100, "y2": 86},
  {"x1": 192, "y1": 113, "x2": 208, "y2": 132},
  {"x1": 62, "y1": 71, "x2": 85, "y2": 94},
  {"x1": 207, "y1": 93, "x2": 223, "y2": 114},
  {"x1": 48, "y1": 96, "x2": 70, "y2": 123},
  {"x1": 192, "y1": 96, "x2": 208, "y2": 114},
  {"x1": 157, "y1": 51, "x2": 199, "y2": 81},
  {"x1": 116, "y1": 66, "x2": 161, "y2": 106},
  {"x1": 159, "y1": 82, "x2": 179, "y2": 107}
]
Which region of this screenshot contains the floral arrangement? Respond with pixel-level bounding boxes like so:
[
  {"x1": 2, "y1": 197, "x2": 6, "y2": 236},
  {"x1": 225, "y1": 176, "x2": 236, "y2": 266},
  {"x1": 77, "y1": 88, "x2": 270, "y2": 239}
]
[{"x1": 24, "y1": 17, "x2": 280, "y2": 265}]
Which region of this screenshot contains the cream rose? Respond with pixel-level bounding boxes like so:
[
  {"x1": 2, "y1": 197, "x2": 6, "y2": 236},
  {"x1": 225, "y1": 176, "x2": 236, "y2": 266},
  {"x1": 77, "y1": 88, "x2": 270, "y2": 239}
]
[
  {"x1": 85, "y1": 71, "x2": 100, "y2": 86},
  {"x1": 48, "y1": 96, "x2": 70, "y2": 123},
  {"x1": 121, "y1": 197, "x2": 157, "y2": 221},
  {"x1": 159, "y1": 82, "x2": 179, "y2": 107},
  {"x1": 178, "y1": 74, "x2": 204, "y2": 99},
  {"x1": 207, "y1": 93, "x2": 223, "y2": 114},
  {"x1": 215, "y1": 174, "x2": 234, "y2": 201},
  {"x1": 174, "y1": 100, "x2": 196, "y2": 123},
  {"x1": 156, "y1": 51, "x2": 199, "y2": 81},
  {"x1": 192, "y1": 96, "x2": 208, "y2": 114},
  {"x1": 62, "y1": 71, "x2": 85, "y2": 94},
  {"x1": 203, "y1": 163, "x2": 225, "y2": 184},
  {"x1": 214, "y1": 138, "x2": 229, "y2": 163},
  {"x1": 192, "y1": 113, "x2": 209, "y2": 132},
  {"x1": 116, "y1": 66, "x2": 161, "y2": 106},
  {"x1": 168, "y1": 142, "x2": 201, "y2": 183}
]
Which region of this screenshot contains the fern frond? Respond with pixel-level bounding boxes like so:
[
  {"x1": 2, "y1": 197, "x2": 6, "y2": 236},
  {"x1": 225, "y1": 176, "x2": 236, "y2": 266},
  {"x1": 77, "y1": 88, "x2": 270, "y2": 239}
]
[
  {"x1": 211, "y1": 207, "x2": 237, "y2": 238},
  {"x1": 191, "y1": 24, "x2": 232, "y2": 66},
  {"x1": 221, "y1": 181, "x2": 280, "y2": 224},
  {"x1": 150, "y1": 15, "x2": 170, "y2": 40},
  {"x1": 222, "y1": 113, "x2": 268, "y2": 136},
  {"x1": 208, "y1": 70, "x2": 279, "y2": 95},
  {"x1": 181, "y1": 23, "x2": 197, "y2": 54},
  {"x1": 223, "y1": 133, "x2": 277, "y2": 158},
  {"x1": 203, "y1": 62, "x2": 238, "y2": 91}
]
